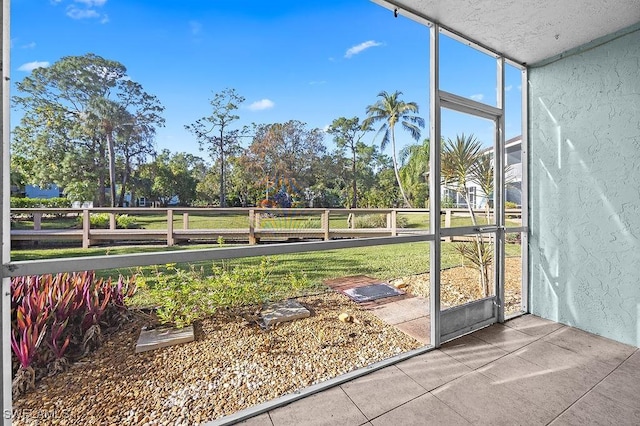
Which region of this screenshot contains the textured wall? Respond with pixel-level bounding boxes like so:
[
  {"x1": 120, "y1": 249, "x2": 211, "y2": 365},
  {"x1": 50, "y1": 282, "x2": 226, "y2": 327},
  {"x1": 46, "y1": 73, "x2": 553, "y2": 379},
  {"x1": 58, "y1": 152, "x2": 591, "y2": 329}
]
[{"x1": 529, "y1": 28, "x2": 640, "y2": 347}]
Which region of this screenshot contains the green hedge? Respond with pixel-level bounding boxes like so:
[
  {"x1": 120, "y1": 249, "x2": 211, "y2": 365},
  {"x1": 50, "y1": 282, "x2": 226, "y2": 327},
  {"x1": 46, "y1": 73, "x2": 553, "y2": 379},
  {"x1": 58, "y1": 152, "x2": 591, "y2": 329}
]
[{"x1": 10, "y1": 197, "x2": 71, "y2": 209}]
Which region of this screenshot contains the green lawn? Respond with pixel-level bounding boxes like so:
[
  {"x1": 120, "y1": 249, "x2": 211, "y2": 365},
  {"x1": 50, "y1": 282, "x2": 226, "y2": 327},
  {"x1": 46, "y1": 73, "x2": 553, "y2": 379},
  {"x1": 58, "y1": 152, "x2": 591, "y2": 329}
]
[
  {"x1": 11, "y1": 240, "x2": 521, "y2": 277},
  {"x1": 11, "y1": 240, "x2": 521, "y2": 307}
]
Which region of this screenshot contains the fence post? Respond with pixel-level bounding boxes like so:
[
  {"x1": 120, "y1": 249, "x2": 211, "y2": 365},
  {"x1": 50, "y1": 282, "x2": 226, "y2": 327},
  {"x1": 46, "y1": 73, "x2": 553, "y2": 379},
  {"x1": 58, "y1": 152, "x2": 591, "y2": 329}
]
[
  {"x1": 183, "y1": 212, "x2": 189, "y2": 230},
  {"x1": 109, "y1": 212, "x2": 116, "y2": 230},
  {"x1": 167, "y1": 209, "x2": 174, "y2": 247},
  {"x1": 82, "y1": 209, "x2": 91, "y2": 249},
  {"x1": 33, "y1": 212, "x2": 42, "y2": 230},
  {"x1": 444, "y1": 209, "x2": 452, "y2": 228},
  {"x1": 444, "y1": 209, "x2": 452, "y2": 242},
  {"x1": 390, "y1": 210, "x2": 397, "y2": 236},
  {"x1": 322, "y1": 210, "x2": 330, "y2": 241},
  {"x1": 248, "y1": 209, "x2": 256, "y2": 245}
]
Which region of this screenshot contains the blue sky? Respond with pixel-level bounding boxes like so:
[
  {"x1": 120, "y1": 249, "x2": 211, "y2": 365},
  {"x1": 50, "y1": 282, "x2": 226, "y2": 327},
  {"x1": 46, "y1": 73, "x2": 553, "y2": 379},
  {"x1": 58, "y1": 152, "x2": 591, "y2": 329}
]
[{"x1": 11, "y1": 0, "x2": 522, "y2": 160}]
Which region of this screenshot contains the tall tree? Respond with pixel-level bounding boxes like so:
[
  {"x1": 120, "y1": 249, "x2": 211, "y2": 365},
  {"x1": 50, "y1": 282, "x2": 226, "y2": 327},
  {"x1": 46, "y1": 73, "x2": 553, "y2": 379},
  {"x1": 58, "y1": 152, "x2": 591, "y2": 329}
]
[
  {"x1": 327, "y1": 116, "x2": 372, "y2": 208},
  {"x1": 139, "y1": 150, "x2": 205, "y2": 206},
  {"x1": 185, "y1": 88, "x2": 245, "y2": 207},
  {"x1": 247, "y1": 120, "x2": 326, "y2": 202},
  {"x1": 363, "y1": 90, "x2": 425, "y2": 208},
  {"x1": 13, "y1": 53, "x2": 164, "y2": 206}
]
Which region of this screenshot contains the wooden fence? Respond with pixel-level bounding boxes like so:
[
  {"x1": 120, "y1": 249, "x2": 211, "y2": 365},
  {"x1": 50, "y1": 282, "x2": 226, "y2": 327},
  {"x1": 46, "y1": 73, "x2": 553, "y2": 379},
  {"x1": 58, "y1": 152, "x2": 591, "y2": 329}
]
[{"x1": 10, "y1": 207, "x2": 522, "y2": 248}]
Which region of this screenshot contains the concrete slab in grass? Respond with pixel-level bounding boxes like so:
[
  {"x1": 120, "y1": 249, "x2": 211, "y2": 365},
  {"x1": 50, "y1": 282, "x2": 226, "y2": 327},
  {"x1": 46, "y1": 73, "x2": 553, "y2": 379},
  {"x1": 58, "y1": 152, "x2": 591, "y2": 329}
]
[
  {"x1": 135, "y1": 325, "x2": 194, "y2": 353},
  {"x1": 261, "y1": 299, "x2": 310, "y2": 328}
]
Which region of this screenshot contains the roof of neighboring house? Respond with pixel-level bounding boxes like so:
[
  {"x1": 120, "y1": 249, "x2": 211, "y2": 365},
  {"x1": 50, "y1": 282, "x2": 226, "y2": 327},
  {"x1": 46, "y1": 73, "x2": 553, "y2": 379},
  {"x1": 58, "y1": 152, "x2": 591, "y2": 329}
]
[
  {"x1": 373, "y1": 0, "x2": 640, "y2": 65},
  {"x1": 478, "y1": 135, "x2": 521, "y2": 155}
]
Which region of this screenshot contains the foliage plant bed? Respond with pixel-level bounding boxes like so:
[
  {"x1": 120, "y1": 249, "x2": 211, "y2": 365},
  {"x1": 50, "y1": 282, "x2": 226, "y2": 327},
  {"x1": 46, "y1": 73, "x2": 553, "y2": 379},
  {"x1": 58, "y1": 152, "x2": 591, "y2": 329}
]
[{"x1": 12, "y1": 292, "x2": 421, "y2": 425}]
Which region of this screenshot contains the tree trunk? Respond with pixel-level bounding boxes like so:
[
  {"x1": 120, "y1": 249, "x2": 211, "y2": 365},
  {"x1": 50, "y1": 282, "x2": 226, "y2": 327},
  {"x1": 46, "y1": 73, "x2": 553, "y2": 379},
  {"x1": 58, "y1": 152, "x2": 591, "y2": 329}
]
[
  {"x1": 219, "y1": 132, "x2": 226, "y2": 208},
  {"x1": 462, "y1": 188, "x2": 490, "y2": 297},
  {"x1": 351, "y1": 148, "x2": 357, "y2": 208},
  {"x1": 118, "y1": 161, "x2": 130, "y2": 207},
  {"x1": 98, "y1": 143, "x2": 107, "y2": 207},
  {"x1": 106, "y1": 132, "x2": 117, "y2": 207},
  {"x1": 390, "y1": 129, "x2": 412, "y2": 207}
]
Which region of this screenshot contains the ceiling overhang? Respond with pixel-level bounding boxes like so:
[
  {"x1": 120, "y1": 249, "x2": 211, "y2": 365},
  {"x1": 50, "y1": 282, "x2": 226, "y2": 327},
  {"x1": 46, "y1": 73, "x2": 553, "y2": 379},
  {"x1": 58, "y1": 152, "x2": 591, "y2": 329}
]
[{"x1": 373, "y1": 0, "x2": 640, "y2": 65}]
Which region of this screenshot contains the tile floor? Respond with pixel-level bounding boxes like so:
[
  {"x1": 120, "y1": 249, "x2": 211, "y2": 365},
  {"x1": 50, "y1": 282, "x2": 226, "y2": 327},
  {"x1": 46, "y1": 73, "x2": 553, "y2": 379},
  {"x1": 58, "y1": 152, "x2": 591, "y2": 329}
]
[{"x1": 234, "y1": 315, "x2": 640, "y2": 425}]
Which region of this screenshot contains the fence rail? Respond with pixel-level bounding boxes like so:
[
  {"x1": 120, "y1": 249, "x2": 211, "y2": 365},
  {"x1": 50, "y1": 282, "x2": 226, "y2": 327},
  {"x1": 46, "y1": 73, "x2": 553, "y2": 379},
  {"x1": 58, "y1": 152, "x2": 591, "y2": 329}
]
[{"x1": 10, "y1": 207, "x2": 522, "y2": 248}]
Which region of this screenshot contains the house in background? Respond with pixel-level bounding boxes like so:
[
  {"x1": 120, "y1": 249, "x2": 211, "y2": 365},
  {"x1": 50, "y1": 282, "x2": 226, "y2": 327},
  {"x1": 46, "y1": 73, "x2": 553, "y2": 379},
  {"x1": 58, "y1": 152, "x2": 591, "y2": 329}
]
[
  {"x1": 443, "y1": 135, "x2": 523, "y2": 209},
  {"x1": 24, "y1": 184, "x2": 63, "y2": 199}
]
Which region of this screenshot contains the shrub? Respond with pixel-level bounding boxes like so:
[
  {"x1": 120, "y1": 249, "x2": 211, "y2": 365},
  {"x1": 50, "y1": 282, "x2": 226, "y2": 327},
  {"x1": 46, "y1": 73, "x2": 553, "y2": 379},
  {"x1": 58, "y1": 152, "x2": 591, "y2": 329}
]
[
  {"x1": 353, "y1": 214, "x2": 408, "y2": 229},
  {"x1": 85, "y1": 213, "x2": 110, "y2": 228},
  {"x1": 11, "y1": 197, "x2": 71, "y2": 209},
  {"x1": 116, "y1": 214, "x2": 137, "y2": 229},
  {"x1": 441, "y1": 196, "x2": 455, "y2": 208},
  {"x1": 136, "y1": 258, "x2": 310, "y2": 328},
  {"x1": 506, "y1": 233, "x2": 522, "y2": 244},
  {"x1": 77, "y1": 213, "x2": 137, "y2": 229},
  {"x1": 505, "y1": 201, "x2": 518, "y2": 209}
]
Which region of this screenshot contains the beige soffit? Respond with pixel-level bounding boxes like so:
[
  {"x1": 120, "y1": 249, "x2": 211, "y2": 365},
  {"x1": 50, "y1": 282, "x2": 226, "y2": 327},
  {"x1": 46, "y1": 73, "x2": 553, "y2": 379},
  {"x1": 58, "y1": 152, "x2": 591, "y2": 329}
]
[{"x1": 372, "y1": 0, "x2": 640, "y2": 65}]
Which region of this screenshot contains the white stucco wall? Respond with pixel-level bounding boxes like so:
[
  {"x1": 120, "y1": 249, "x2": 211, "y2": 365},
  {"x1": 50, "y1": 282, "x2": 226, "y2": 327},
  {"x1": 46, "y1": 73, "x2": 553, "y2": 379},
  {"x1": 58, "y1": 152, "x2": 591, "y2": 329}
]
[{"x1": 529, "y1": 27, "x2": 640, "y2": 346}]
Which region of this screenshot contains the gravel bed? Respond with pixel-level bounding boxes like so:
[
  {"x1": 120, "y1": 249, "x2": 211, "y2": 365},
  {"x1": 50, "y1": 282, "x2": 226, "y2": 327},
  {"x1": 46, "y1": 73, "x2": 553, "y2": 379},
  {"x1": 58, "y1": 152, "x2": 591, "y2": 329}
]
[
  {"x1": 391, "y1": 256, "x2": 523, "y2": 314},
  {"x1": 13, "y1": 292, "x2": 421, "y2": 425}
]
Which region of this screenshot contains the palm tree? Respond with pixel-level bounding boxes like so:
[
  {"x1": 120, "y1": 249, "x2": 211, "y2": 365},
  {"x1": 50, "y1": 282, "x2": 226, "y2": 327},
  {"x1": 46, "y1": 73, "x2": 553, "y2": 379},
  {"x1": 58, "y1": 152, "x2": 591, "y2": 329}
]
[
  {"x1": 364, "y1": 91, "x2": 425, "y2": 207},
  {"x1": 441, "y1": 133, "x2": 491, "y2": 296},
  {"x1": 399, "y1": 138, "x2": 430, "y2": 208}
]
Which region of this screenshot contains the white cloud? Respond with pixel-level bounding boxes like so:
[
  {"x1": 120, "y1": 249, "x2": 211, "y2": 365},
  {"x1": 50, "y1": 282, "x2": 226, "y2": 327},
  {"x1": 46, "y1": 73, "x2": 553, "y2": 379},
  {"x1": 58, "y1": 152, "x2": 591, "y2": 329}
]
[
  {"x1": 18, "y1": 61, "x2": 50, "y2": 72},
  {"x1": 22, "y1": 41, "x2": 37, "y2": 49},
  {"x1": 505, "y1": 85, "x2": 513, "y2": 92},
  {"x1": 63, "y1": 0, "x2": 107, "y2": 21},
  {"x1": 248, "y1": 99, "x2": 275, "y2": 111},
  {"x1": 189, "y1": 20, "x2": 202, "y2": 35},
  {"x1": 66, "y1": 6, "x2": 100, "y2": 19},
  {"x1": 322, "y1": 124, "x2": 330, "y2": 132},
  {"x1": 470, "y1": 93, "x2": 484, "y2": 101},
  {"x1": 74, "y1": 0, "x2": 107, "y2": 6},
  {"x1": 344, "y1": 40, "x2": 382, "y2": 58}
]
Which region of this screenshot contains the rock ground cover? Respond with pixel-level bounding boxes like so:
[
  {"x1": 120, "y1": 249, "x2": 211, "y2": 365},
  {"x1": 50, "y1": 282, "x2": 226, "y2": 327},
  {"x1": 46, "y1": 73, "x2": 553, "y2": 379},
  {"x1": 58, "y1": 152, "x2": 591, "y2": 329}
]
[
  {"x1": 12, "y1": 257, "x2": 523, "y2": 425},
  {"x1": 391, "y1": 256, "x2": 523, "y2": 314},
  {"x1": 13, "y1": 292, "x2": 420, "y2": 425}
]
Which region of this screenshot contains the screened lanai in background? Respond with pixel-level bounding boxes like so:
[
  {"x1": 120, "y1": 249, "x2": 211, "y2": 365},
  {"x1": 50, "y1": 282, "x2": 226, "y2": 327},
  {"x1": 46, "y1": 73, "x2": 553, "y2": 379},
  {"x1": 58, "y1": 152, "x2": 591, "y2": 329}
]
[{"x1": 1, "y1": 0, "x2": 640, "y2": 424}]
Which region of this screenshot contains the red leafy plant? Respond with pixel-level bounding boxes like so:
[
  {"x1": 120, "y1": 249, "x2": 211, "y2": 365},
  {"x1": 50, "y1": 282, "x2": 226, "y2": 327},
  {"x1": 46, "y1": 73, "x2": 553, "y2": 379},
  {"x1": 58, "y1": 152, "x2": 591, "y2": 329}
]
[
  {"x1": 10, "y1": 271, "x2": 136, "y2": 397},
  {"x1": 11, "y1": 278, "x2": 50, "y2": 396}
]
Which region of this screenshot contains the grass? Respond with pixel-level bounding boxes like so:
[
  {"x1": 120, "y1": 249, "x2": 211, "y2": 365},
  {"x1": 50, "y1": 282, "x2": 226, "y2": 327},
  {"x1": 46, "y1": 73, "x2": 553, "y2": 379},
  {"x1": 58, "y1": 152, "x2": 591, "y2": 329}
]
[{"x1": 11, "y1": 239, "x2": 522, "y2": 308}]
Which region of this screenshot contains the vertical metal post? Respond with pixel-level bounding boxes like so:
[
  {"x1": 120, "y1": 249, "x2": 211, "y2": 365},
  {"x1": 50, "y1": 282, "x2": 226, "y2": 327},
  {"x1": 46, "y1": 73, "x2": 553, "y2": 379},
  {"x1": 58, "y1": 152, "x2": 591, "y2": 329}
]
[
  {"x1": 429, "y1": 23, "x2": 442, "y2": 348},
  {"x1": 520, "y1": 67, "x2": 530, "y2": 314},
  {"x1": 1, "y1": 0, "x2": 12, "y2": 422},
  {"x1": 495, "y1": 57, "x2": 506, "y2": 323}
]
